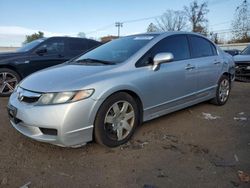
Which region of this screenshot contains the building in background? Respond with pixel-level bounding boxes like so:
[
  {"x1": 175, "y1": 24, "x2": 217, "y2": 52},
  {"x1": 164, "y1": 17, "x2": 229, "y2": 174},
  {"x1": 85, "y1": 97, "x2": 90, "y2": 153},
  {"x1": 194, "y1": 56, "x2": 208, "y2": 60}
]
[
  {"x1": 218, "y1": 43, "x2": 250, "y2": 51},
  {"x1": 0, "y1": 47, "x2": 19, "y2": 52},
  {"x1": 100, "y1": 35, "x2": 118, "y2": 43}
]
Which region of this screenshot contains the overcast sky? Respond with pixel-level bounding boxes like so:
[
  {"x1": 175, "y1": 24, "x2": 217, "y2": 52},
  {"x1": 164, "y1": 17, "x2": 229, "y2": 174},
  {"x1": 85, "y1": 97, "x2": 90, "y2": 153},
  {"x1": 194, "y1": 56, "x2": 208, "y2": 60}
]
[{"x1": 0, "y1": 0, "x2": 240, "y2": 46}]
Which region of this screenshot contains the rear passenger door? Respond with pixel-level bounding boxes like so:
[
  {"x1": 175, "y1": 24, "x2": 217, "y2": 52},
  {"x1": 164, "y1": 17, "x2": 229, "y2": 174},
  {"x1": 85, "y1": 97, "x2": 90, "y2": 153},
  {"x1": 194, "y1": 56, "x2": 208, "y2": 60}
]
[{"x1": 188, "y1": 35, "x2": 222, "y2": 96}]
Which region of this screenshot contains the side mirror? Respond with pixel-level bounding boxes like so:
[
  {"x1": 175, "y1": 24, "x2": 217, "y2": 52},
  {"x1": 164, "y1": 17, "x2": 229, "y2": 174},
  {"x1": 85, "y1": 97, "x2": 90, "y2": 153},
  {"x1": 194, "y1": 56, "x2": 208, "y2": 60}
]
[
  {"x1": 35, "y1": 47, "x2": 47, "y2": 55},
  {"x1": 152, "y1": 52, "x2": 174, "y2": 71}
]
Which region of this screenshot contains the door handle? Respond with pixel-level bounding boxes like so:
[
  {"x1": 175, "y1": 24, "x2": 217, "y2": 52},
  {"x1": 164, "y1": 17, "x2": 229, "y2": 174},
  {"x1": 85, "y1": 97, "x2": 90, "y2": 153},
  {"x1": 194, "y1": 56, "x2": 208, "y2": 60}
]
[
  {"x1": 185, "y1": 64, "x2": 195, "y2": 70},
  {"x1": 214, "y1": 61, "x2": 221, "y2": 65}
]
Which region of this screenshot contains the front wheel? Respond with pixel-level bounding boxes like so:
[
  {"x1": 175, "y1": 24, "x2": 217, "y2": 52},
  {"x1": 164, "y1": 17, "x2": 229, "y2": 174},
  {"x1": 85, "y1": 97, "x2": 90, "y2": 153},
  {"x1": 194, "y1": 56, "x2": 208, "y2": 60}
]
[
  {"x1": 94, "y1": 92, "x2": 139, "y2": 147},
  {"x1": 0, "y1": 68, "x2": 20, "y2": 97},
  {"x1": 210, "y1": 75, "x2": 231, "y2": 106}
]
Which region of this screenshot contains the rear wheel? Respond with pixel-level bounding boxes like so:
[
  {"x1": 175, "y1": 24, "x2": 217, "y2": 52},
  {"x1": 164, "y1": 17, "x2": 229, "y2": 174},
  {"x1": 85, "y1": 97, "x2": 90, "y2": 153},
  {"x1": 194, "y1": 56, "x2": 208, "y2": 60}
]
[
  {"x1": 0, "y1": 68, "x2": 20, "y2": 97},
  {"x1": 94, "y1": 92, "x2": 139, "y2": 147},
  {"x1": 210, "y1": 75, "x2": 231, "y2": 106}
]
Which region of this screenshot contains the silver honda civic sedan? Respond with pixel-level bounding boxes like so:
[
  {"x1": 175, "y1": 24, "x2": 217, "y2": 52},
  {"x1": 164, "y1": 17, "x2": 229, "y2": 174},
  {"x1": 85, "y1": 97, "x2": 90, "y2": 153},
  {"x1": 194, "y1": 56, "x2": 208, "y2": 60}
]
[{"x1": 7, "y1": 32, "x2": 235, "y2": 147}]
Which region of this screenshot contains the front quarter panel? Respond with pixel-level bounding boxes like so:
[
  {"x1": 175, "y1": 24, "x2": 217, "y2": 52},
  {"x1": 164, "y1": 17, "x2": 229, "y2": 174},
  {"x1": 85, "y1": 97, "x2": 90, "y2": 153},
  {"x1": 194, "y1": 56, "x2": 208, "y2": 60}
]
[
  {"x1": 85, "y1": 68, "x2": 147, "y2": 124},
  {"x1": 0, "y1": 54, "x2": 32, "y2": 78}
]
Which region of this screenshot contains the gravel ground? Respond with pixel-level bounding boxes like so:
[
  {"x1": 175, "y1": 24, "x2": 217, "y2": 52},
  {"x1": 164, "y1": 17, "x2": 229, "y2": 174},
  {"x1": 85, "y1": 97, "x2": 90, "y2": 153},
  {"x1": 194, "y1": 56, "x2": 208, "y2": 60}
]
[{"x1": 0, "y1": 82, "x2": 249, "y2": 188}]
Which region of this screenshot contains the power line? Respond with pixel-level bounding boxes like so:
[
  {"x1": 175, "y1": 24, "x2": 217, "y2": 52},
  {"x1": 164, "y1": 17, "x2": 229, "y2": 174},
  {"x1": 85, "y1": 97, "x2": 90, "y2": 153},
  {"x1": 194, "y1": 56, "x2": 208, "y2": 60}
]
[
  {"x1": 122, "y1": 15, "x2": 161, "y2": 24},
  {"x1": 85, "y1": 8, "x2": 249, "y2": 36},
  {"x1": 210, "y1": 21, "x2": 231, "y2": 27},
  {"x1": 85, "y1": 15, "x2": 161, "y2": 35},
  {"x1": 208, "y1": 0, "x2": 235, "y2": 6},
  {"x1": 116, "y1": 16, "x2": 160, "y2": 37},
  {"x1": 85, "y1": 23, "x2": 114, "y2": 35}
]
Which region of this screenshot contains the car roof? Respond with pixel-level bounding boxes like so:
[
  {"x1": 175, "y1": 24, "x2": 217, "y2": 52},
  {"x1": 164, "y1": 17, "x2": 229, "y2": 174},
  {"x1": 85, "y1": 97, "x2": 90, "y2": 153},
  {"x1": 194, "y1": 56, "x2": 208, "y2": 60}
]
[
  {"x1": 47, "y1": 36, "x2": 101, "y2": 43},
  {"x1": 128, "y1": 31, "x2": 208, "y2": 39}
]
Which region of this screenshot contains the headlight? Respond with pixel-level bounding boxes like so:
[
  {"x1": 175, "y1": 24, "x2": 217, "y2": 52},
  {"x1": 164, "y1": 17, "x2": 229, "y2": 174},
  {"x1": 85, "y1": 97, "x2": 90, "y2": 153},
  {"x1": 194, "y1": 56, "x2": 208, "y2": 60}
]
[{"x1": 37, "y1": 89, "x2": 94, "y2": 105}]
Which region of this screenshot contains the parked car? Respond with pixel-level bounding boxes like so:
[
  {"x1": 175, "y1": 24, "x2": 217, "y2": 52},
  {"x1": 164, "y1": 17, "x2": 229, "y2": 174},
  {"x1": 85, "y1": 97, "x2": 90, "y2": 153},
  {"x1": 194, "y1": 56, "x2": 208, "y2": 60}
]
[
  {"x1": 224, "y1": 49, "x2": 241, "y2": 56},
  {"x1": 0, "y1": 37, "x2": 101, "y2": 96},
  {"x1": 8, "y1": 32, "x2": 235, "y2": 148},
  {"x1": 233, "y1": 45, "x2": 250, "y2": 82}
]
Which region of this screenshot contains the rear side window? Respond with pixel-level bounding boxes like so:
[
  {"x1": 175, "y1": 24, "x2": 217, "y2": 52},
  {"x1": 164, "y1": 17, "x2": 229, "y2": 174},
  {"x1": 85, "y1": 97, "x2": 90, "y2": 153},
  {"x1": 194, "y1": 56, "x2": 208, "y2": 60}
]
[
  {"x1": 189, "y1": 36, "x2": 215, "y2": 58},
  {"x1": 68, "y1": 39, "x2": 88, "y2": 51},
  {"x1": 151, "y1": 35, "x2": 190, "y2": 61},
  {"x1": 88, "y1": 41, "x2": 101, "y2": 49}
]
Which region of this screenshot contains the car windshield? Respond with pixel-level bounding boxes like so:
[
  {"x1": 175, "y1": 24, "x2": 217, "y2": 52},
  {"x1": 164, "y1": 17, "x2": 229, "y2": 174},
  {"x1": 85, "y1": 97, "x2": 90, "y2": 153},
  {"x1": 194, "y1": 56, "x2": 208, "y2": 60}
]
[
  {"x1": 74, "y1": 35, "x2": 157, "y2": 64},
  {"x1": 241, "y1": 46, "x2": 250, "y2": 55},
  {"x1": 16, "y1": 38, "x2": 46, "y2": 52}
]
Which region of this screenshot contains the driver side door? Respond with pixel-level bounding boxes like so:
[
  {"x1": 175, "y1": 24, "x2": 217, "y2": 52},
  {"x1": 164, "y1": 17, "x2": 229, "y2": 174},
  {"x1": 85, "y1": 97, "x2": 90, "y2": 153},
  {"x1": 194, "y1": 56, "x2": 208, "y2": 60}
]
[
  {"x1": 136, "y1": 35, "x2": 197, "y2": 119},
  {"x1": 28, "y1": 38, "x2": 67, "y2": 75}
]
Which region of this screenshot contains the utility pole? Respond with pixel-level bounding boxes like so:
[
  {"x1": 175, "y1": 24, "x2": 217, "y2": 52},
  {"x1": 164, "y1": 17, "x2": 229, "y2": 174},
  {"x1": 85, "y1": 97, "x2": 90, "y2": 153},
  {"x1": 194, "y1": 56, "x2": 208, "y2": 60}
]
[{"x1": 115, "y1": 22, "x2": 123, "y2": 37}]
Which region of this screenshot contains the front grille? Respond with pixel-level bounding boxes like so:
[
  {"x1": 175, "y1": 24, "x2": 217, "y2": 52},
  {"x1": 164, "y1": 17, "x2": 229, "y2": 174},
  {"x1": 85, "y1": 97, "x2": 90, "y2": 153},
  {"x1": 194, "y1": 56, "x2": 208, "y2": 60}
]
[
  {"x1": 17, "y1": 87, "x2": 41, "y2": 104},
  {"x1": 39, "y1": 128, "x2": 58, "y2": 136},
  {"x1": 21, "y1": 96, "x2": 40, "y2": 103}
]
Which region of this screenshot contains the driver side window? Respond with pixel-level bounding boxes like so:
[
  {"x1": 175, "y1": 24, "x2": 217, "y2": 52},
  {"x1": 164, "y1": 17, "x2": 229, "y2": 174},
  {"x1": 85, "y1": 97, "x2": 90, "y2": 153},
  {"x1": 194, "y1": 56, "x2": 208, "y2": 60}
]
[
  {"x1": 37, "y1": 40, "x2": 65, "y2": 54},
  {"x1": 137, "y1": 35, "x2": 190, "y2": 67}
]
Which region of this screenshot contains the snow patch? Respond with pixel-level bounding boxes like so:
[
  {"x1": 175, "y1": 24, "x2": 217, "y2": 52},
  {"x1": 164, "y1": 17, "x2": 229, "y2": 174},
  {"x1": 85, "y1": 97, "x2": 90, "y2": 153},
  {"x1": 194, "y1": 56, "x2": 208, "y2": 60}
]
[{"x1": 202, "y1": 112, "x2": 221, "y2": 120}]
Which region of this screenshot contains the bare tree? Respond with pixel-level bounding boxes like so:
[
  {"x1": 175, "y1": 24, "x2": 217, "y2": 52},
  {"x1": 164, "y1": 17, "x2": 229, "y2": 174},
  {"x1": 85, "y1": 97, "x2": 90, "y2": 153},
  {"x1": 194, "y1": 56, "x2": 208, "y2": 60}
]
[
  {"x1": 155, "y1": 10, "x2": 187, "y2": 31},
  {"x1": 184, "y1": 1, "x2": 209, "y2": 35},
  {"x1": 231, "y1": 0, "x2": 250, "y2": 42}
]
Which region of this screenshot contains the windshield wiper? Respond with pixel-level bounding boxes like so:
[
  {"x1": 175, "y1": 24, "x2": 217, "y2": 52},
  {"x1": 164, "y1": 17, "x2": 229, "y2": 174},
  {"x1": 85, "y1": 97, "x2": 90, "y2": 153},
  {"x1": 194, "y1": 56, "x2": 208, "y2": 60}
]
[{"x1": 75, "y1": 58, "x2": 116, "y2": 65}]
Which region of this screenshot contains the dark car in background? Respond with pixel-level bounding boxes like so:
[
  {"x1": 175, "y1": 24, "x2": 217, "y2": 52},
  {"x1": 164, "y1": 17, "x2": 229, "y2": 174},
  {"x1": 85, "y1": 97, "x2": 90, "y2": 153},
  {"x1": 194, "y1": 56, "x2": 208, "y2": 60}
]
[
  {"x1": 233, "y1": 45, "x2": 250, "y2": 82},
  {"x1": 0, "y1": 37, "x2": 101, "y2": 96},
  {"x1": 224, "y1": 49, "x2": 241, "y2": 56}
]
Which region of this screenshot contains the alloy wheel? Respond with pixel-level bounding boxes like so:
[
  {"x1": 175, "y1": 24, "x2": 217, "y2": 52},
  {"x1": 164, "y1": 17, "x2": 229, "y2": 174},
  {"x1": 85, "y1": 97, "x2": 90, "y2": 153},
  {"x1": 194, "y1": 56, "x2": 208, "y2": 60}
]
[
  {"x1": 0, "y1": 72, "x2": 18, "y2": 95},
  {"x1": 219, "y1": 79, "x2": 230, "y2": 103},
  {"x1": 104, "y1": 101, "x2": 135, "y2": 141}
]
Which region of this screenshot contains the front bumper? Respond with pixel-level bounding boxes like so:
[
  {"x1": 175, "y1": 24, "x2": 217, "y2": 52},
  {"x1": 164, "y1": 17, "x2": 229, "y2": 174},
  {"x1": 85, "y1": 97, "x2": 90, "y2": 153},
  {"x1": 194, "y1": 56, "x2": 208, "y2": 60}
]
[
  {"x1": 8, "y1": 91, "x2": 98, "y2": 147},
  {"x1": 235, "y1": 63, "x2": 250, "y2": 82}
]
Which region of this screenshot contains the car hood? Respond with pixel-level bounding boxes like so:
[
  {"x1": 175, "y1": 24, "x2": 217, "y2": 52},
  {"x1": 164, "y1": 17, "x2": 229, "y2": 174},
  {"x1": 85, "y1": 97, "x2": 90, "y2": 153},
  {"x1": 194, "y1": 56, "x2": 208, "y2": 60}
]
[
  {"x1": 0, "y1": 51, "x2": 26, "y2": 63},
  {"x1": 233, "y1": 55, "x2": 250, "y2": 63},
  {"x1": 20, "y1": 63, "x2": 119, "y2": 93}
]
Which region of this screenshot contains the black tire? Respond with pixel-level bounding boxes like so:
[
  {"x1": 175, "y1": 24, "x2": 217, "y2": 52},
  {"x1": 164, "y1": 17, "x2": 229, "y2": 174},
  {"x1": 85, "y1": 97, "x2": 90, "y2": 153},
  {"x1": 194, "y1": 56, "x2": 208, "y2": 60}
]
[
  {"x1": 94, "y1": 92, "x2": 140, "y2": 147},
  {"x1": 0, "y1": 68, "x2": 20, "y2": 97},
  {"x1": 210, "y1": 75, "x2": 231, "y2": 106}
]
